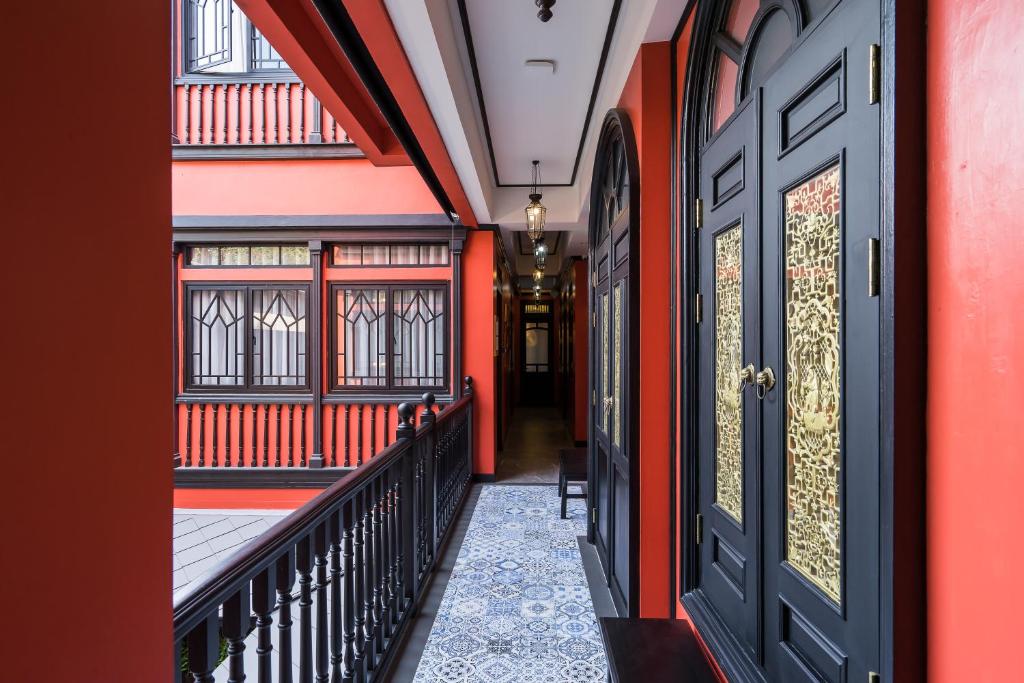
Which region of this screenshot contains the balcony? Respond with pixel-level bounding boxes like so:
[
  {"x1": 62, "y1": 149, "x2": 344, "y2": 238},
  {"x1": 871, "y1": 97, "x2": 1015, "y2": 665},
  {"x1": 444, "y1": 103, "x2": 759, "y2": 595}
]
[{"x1": 172, "y1": 77, "x2": 360, "y2": 160}]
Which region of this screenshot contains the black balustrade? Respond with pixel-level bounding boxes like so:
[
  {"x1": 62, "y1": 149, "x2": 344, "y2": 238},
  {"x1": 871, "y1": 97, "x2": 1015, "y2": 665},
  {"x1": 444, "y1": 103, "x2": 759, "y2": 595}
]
[{"x1": 174, "y1": 378, "x2": 475, "y2": 682}]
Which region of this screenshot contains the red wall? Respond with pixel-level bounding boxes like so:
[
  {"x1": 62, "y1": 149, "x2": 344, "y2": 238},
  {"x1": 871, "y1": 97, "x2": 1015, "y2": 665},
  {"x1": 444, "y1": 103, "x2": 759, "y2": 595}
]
[
  {"x1": 1, "y1": 2, "x2": 171, "y2": 679},
  {"x1": 618, "y1": 42, "x2": 674, "y2": 618},
  {"x1": 927, "y1": 1, "x2": 1024, "y2": 680},
  {"x1": 463, "y1": 230, "x2": 497, "y2": 475},
  {"x1": 173, "y1": 158, "x2": 441, "y2": 215}
]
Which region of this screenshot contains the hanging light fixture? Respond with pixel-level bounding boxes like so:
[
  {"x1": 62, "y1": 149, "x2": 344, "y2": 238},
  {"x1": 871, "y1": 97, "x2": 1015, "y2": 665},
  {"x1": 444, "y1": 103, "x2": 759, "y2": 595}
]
[
  {"x1": 533, "y1": 236, "x2": 548, "y2": 271},
  {"x1": 536, "y1": 0, "x2": 556, "y2": 23},
  {"x1": 533, "y1": 268, "x2": 544, "y2": 285},
  {"x1": 525, "y1": 160, "x2": 546, "y2": 242}
]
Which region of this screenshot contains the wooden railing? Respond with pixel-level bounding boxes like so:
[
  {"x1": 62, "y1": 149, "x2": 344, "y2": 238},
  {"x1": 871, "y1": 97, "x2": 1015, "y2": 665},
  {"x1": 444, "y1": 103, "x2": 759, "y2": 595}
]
[
  {"x1": 175, "y1": 397, "x2": 451, "y2": 474},
  {"x1": 174, "y1": 79, "x2": 349, "y2": 146},
  {"x1": 174, "y1": 378, "x2": 474, "y2": 682}
]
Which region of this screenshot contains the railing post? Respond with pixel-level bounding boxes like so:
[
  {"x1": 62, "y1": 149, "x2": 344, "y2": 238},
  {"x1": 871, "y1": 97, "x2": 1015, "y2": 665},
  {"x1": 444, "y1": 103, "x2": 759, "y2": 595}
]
[
  {"x1": 186, "y1": 612, "x2": 219, "y2": 683},
  {"x1": 420, "y1": 393, "x2": 438, "y2": 556},
  {"x1": 465, "y1": 376, "x2": 474, "y2": 481},
  {"x1": 396, "y1": 403, "x2": 417, "y2": 604}
]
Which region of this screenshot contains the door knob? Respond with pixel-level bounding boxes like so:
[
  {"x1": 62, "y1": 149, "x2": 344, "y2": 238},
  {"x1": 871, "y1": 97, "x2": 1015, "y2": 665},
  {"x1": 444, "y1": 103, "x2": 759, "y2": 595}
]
[
  {"x1": 755, "y1": 367, "x2": 776, "y2": 398},
  {"x1": 740, "y1": 364, "x2": 755, "y2": 386}
]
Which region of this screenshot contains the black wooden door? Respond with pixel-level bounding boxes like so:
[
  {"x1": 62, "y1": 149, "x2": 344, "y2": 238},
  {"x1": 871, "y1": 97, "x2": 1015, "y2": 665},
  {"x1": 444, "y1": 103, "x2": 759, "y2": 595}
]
[
  {"x1": 589, "y1": 111, "x2": 638, "y2": 616},
  {"x1": 696, "y1": 1, "x2": 881, "y2": 679},
  {"x1": 520, "y1": 304, "x2": 553, "y2": 403}
]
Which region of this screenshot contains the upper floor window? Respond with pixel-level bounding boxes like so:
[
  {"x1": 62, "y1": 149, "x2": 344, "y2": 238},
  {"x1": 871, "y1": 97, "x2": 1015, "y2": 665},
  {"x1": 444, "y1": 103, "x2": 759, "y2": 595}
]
[
  {"x1": 187, "y1": 245, "x2": 310, "y2": 267},
  {"x1": 331, "y1": 244, "x2": 449, "y2": 267},
  {"x1": 187, "y1": 285, "x2": 309, "y2": 391},
  {"x1": 184, "y1": 0, "x2": 291, "y2": 75}
]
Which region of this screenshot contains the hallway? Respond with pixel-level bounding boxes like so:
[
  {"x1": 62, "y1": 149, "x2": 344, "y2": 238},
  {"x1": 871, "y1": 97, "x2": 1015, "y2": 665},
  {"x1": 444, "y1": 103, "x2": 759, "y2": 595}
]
[
  {"x1": 496, "y1": 406, "x2": 575, "y2": 484},
  {"x1": 411, "y1": 485, "x2": 606, "y2": 682}
]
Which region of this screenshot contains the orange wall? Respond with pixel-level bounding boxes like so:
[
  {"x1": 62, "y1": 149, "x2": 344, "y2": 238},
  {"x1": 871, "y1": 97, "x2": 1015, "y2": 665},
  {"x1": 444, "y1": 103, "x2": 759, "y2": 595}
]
[
  {"x1": 927, "y1": 1, "x2": 1024, "y2": 680},
  {"x1": 174, "y1": 488, "x2": 319, "y2": 509},
  {"x1": 173, "y1": 158, "x2": 441, "y2": 215},
  {"x1": 463, "y1": 230, "x2": 497, "y2": 475},
  {"x1": 2, "y1": 1, "x2": 171, "y2": 679},
  {"x1": 618, "y1": 42, "x2": 674, "y2": 618}
]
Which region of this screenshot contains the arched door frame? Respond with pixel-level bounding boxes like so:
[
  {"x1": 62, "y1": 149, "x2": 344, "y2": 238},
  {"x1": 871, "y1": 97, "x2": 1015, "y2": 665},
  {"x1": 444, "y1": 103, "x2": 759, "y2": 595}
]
[
  {"x1": 587, "y1": 108, "x2": 641, "y2": 616},
  {"x1": 673, "y1": 1, "x2": 927, "y2": 681}
]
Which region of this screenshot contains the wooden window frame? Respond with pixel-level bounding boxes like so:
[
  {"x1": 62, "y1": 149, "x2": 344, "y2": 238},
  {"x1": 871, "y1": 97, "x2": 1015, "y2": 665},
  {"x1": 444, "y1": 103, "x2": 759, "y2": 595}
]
[
  {"x1": 329, "y1": 282, "x2": 449, "y2": 395},
  {"x1": 184, "y1": 282, "x2": 312, "y2": 394}
]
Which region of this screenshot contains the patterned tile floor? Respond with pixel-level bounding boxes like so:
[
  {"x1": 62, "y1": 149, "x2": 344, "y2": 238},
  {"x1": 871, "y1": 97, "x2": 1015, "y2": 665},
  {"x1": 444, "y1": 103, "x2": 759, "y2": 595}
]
[{"x1": 413, "y1": 485, "x2": 606, "y2": 682}]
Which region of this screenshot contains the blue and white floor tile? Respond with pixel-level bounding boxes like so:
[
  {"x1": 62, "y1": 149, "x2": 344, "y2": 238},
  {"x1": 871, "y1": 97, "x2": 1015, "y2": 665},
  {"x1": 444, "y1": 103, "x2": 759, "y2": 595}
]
[{"x1": 413, "y1": 485, "x2": 606, "y2": 682}]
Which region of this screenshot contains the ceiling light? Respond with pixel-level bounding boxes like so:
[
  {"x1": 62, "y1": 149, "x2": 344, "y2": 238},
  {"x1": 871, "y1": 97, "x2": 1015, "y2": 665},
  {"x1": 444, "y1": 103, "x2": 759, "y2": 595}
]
[
  {"x1": 525, "y1": 160, "x2": 546, "y2": 242},
  {"x1": 533, "y1": 268, "x2": 544, "y2": 284},
  {"x1": 536, "y1": 0, "x2": 555, "y2": 22}
]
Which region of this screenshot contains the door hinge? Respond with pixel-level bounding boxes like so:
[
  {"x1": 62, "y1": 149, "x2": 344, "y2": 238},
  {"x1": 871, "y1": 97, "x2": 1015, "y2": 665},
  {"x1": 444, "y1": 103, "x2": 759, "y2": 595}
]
[
  {"x1": 868, "y1": 43, "x2": 881, "y2": 104},
  {"x1": 868, "y1": 673, "x2": 880, "y2": 683},
  {"x1": 695, "y1": 197, "x2": 703, "y2": 230},
  {"x1": 592, "y1": 389, "x2": 596, "y2": 406},
  {"x1": 868, "y1": 237, "x2": 880, "y2": 296},
  {"x1": 592, "y1": 508, "x2": 597, "y2": 524},
  {"x1": 695, "y1": 293, "x2": 703, "y2": 323},
  {"x1": 696, "y1": 513, "x2": 704, "y2": 544}
]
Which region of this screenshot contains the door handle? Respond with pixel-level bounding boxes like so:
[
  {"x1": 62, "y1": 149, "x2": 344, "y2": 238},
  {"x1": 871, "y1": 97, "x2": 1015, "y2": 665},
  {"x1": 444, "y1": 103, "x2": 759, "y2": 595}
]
[
  {"x1": 740, "y1": 364, "x2": 755, "y2": 387},
  {"x1": 755, "y1": 366, "x2": 776, "y2": 399},
  {"x1": 603, "y1": 396, "x2": 614, "y2": 413}
]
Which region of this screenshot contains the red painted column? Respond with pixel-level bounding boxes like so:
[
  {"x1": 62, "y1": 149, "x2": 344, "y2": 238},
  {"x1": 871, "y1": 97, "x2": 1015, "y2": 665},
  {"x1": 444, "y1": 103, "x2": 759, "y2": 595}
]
[
  {"x1": 927, "y1": 1, "x2": 1024, "y2": 680},
  {"x1": 2, "y1": 2, "x2": 171, "y2": 678},
  {"x1": 462, "y1": 230, "x2": 497, "y2": 475}
]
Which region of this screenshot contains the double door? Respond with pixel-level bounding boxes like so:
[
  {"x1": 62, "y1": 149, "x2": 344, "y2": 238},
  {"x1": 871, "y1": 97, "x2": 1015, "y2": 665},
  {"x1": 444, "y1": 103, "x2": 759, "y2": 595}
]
[{"x1": 696, "y1": 2, "x2": 880, "y2": 680}]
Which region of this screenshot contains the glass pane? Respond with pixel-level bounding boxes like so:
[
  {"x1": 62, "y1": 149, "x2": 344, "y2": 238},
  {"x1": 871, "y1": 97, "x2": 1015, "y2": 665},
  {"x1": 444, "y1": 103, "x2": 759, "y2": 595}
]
[
  {"x1": 187, "y1": 0, "x2": 232, "y2": 70},
  {"x1": 390, "y1": 245, "x2": 419, "y2": 265},
  {"x1": 333, "y1": 245, "x2": 363, "y2": 266},
  {"x1": 393, "y1": 288, "x2": 446, "y2": 387},
  {"x1": 600, "y1": 293, "x2": 609, "y2": 432},
  {"x1": 252, "y1": 289, "x2": 307, "y2": 386},
  {"x1": 525, "y1": 322, "x2": 549, "y2": 369},
  {"x1": 189, "y1": 289, "x2": 245, "y2": 386},
  {"x1": 612, "y1": 283, "x2": 622, "y2": 448},
  {"x1": 250, "y1": 246, "x2": 281, "y2": 266},
  {"x1": 337, "y1": 289, "x2": 386, "y2": 386},
  {"x1": 188, "y1": 246, "x2": 220, "y2": 266},
  {"x1": 714, "y1": 224, "x2": 744, "y2": 522},
  {"x1": 363, "y1": 245, "x2": 390, "y2": 265},
  {"x1": 785, "y1": 163, "x2": 842, "y2": 603},
  {"x1": 713, "y1": 52, "x2": 739, "y2": 133},
  {"x1": 219, "y1": 246, "x2": 250, "y2": 266},
  {"x1": 420, "y1": 244, "x2": 450, "y2": 265},
  {"x1": 280, "y1": 246, "x2": 309, "y2": 265},
  {"x1": 249, "y1": 22, "x2": 287, "y2": 70}
]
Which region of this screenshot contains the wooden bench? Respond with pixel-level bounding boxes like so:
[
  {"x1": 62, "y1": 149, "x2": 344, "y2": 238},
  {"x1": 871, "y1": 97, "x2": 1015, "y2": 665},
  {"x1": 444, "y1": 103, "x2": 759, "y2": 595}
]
[
  {"x1": 599, "y1": 617, "x2": 720, "y2": 682},
  {"x1": 558, "y1": 447, "x2": 588, "y2": 519}
]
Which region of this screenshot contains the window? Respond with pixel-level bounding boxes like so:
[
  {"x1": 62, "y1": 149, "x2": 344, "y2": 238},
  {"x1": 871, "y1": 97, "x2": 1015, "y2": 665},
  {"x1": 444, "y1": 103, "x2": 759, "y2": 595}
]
[
  {"x1": 333, "y1": 285, "x2": 447, "y2": 392},
  {"x1": 187, "y1": 245, "x2": 310, "y2": 267},
  {"x1": 184, "y1": 0, "x2": 292, "y2": 74},
  {"x1": 331, "y1": 244, "x2": 449, "y2": 267},
  {"x1": 187, "y1": 285, "x2": 309, "y2": 391}
]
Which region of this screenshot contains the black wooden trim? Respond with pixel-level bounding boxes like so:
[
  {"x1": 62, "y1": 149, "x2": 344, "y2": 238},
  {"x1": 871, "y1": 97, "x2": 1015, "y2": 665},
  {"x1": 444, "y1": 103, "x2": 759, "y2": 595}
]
[
  {"x1": 308, "y1": 0, "x2": 459, "y2": 220},
  {"x1": 471, "y1": 473, "x2": 496, "y2": 483},
  {"x1": 174, "y1": 467, "x2": 351, "y2": 488},
  {"x1": 455, "y1": 0, "x2": 622, "y2": 187},
  {"x1": 174, "y1": 214, "x2": 455, "y2": 229},
  {"x1": 172, "y1": 143, "x2": 363, "y2": 161},
  {"x1": 309, "y1": 241, "x2": 325, "y2": 468},
  {"x1": 452, "y1": 239, "x2": 464, "y2": 399},
  {"x1": 174, "y1": 74, "x2": 300, "y2": 86},
  {"x1": 574, "y1": 439, "x2": 587, "y2": 448},
  {"x1": 516, "y1": 231, "x2": 564, "y2": 257},
  {"x1": 172, "y1": 245, "x2": 182, "y2": 468}
]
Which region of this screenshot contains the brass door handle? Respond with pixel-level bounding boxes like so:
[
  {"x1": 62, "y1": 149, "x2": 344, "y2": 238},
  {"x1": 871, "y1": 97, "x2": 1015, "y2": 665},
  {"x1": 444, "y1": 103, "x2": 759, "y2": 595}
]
[
  {"x1": 740, "y1": 364, "x2": 755, "y2": 386},
  {"x1": 755, "y1": 367, "x2": 776, "y2": 398},
  {"x1": 603, "y1": 396, "x2": 614, "y2": 413}
]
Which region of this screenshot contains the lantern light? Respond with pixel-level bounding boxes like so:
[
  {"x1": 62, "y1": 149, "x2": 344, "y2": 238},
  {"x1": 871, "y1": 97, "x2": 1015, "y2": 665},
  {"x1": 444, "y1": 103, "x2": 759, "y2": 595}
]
[{"x1": 525, "y1": 160, "x2": 546, "y2": 242}]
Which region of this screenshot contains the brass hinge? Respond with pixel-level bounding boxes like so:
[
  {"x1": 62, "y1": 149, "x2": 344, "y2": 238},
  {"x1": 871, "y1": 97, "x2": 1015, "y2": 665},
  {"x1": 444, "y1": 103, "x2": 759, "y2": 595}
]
[
  {"x1": 695, "y1": 197, "x2": 703, "y2": 230},
  {"x1": 695, "y1": 293, "x2": 703, "y2": 323},
  {"x1": 592, "y1": 389, "x2": 596, "y2": 406},
  {"x1": 868, "y1": 673, "x2": 880, "y2": 683},
  {"x1": 696, "y1": 513, "x2": 704, "y2": 544},
  {"x1": 592, "y1": 508, "x2": 597, "y2": 524},
  {"x1": 868, "y1": 238, "x2": 880, "y2": 296},
  {"x1": 868, "y1": 43, "x2": 881, "y2": 104}
]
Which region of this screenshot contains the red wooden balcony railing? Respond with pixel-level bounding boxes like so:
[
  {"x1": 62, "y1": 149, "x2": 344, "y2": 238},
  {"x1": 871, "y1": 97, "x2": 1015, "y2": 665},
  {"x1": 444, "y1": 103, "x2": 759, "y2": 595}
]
[
  {"x1": 173, "y1": 79, "x2": 349, "y2": 146},
  {"x1": 173, "y1": 380, "x2": 474, "y2": 682},
  {"x1": 175, "y1": 396, "x2": 451, "y2": 473}
]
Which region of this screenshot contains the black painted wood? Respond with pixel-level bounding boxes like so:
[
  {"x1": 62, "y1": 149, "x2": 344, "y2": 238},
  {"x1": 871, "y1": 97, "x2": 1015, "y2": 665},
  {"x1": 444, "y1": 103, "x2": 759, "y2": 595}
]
[{"x1": 599, "y1": 617, "x2": 718, "y2": 683}]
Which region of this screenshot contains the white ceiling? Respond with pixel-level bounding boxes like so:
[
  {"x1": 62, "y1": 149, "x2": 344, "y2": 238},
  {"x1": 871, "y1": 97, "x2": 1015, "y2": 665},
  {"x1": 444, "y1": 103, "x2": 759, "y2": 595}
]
[
  {"x1": 383, "y1": 0, "x2": 690, "y2": 267},
  {"x1": 463, "y1": 0, "x2": 615, "y2": 186}
]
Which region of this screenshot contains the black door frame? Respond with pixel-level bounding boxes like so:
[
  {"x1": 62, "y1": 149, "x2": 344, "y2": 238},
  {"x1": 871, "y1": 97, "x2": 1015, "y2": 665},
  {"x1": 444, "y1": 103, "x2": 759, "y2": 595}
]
[
  {"x1": 519, "y1": 299, "x2": 554, "y2": 403},
  {"x1": 587, "y1": 108, "x2": 641, "y2": 617},
  {"x1": 672, "y1": 1, "x2": 926, "y2": 681}
]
